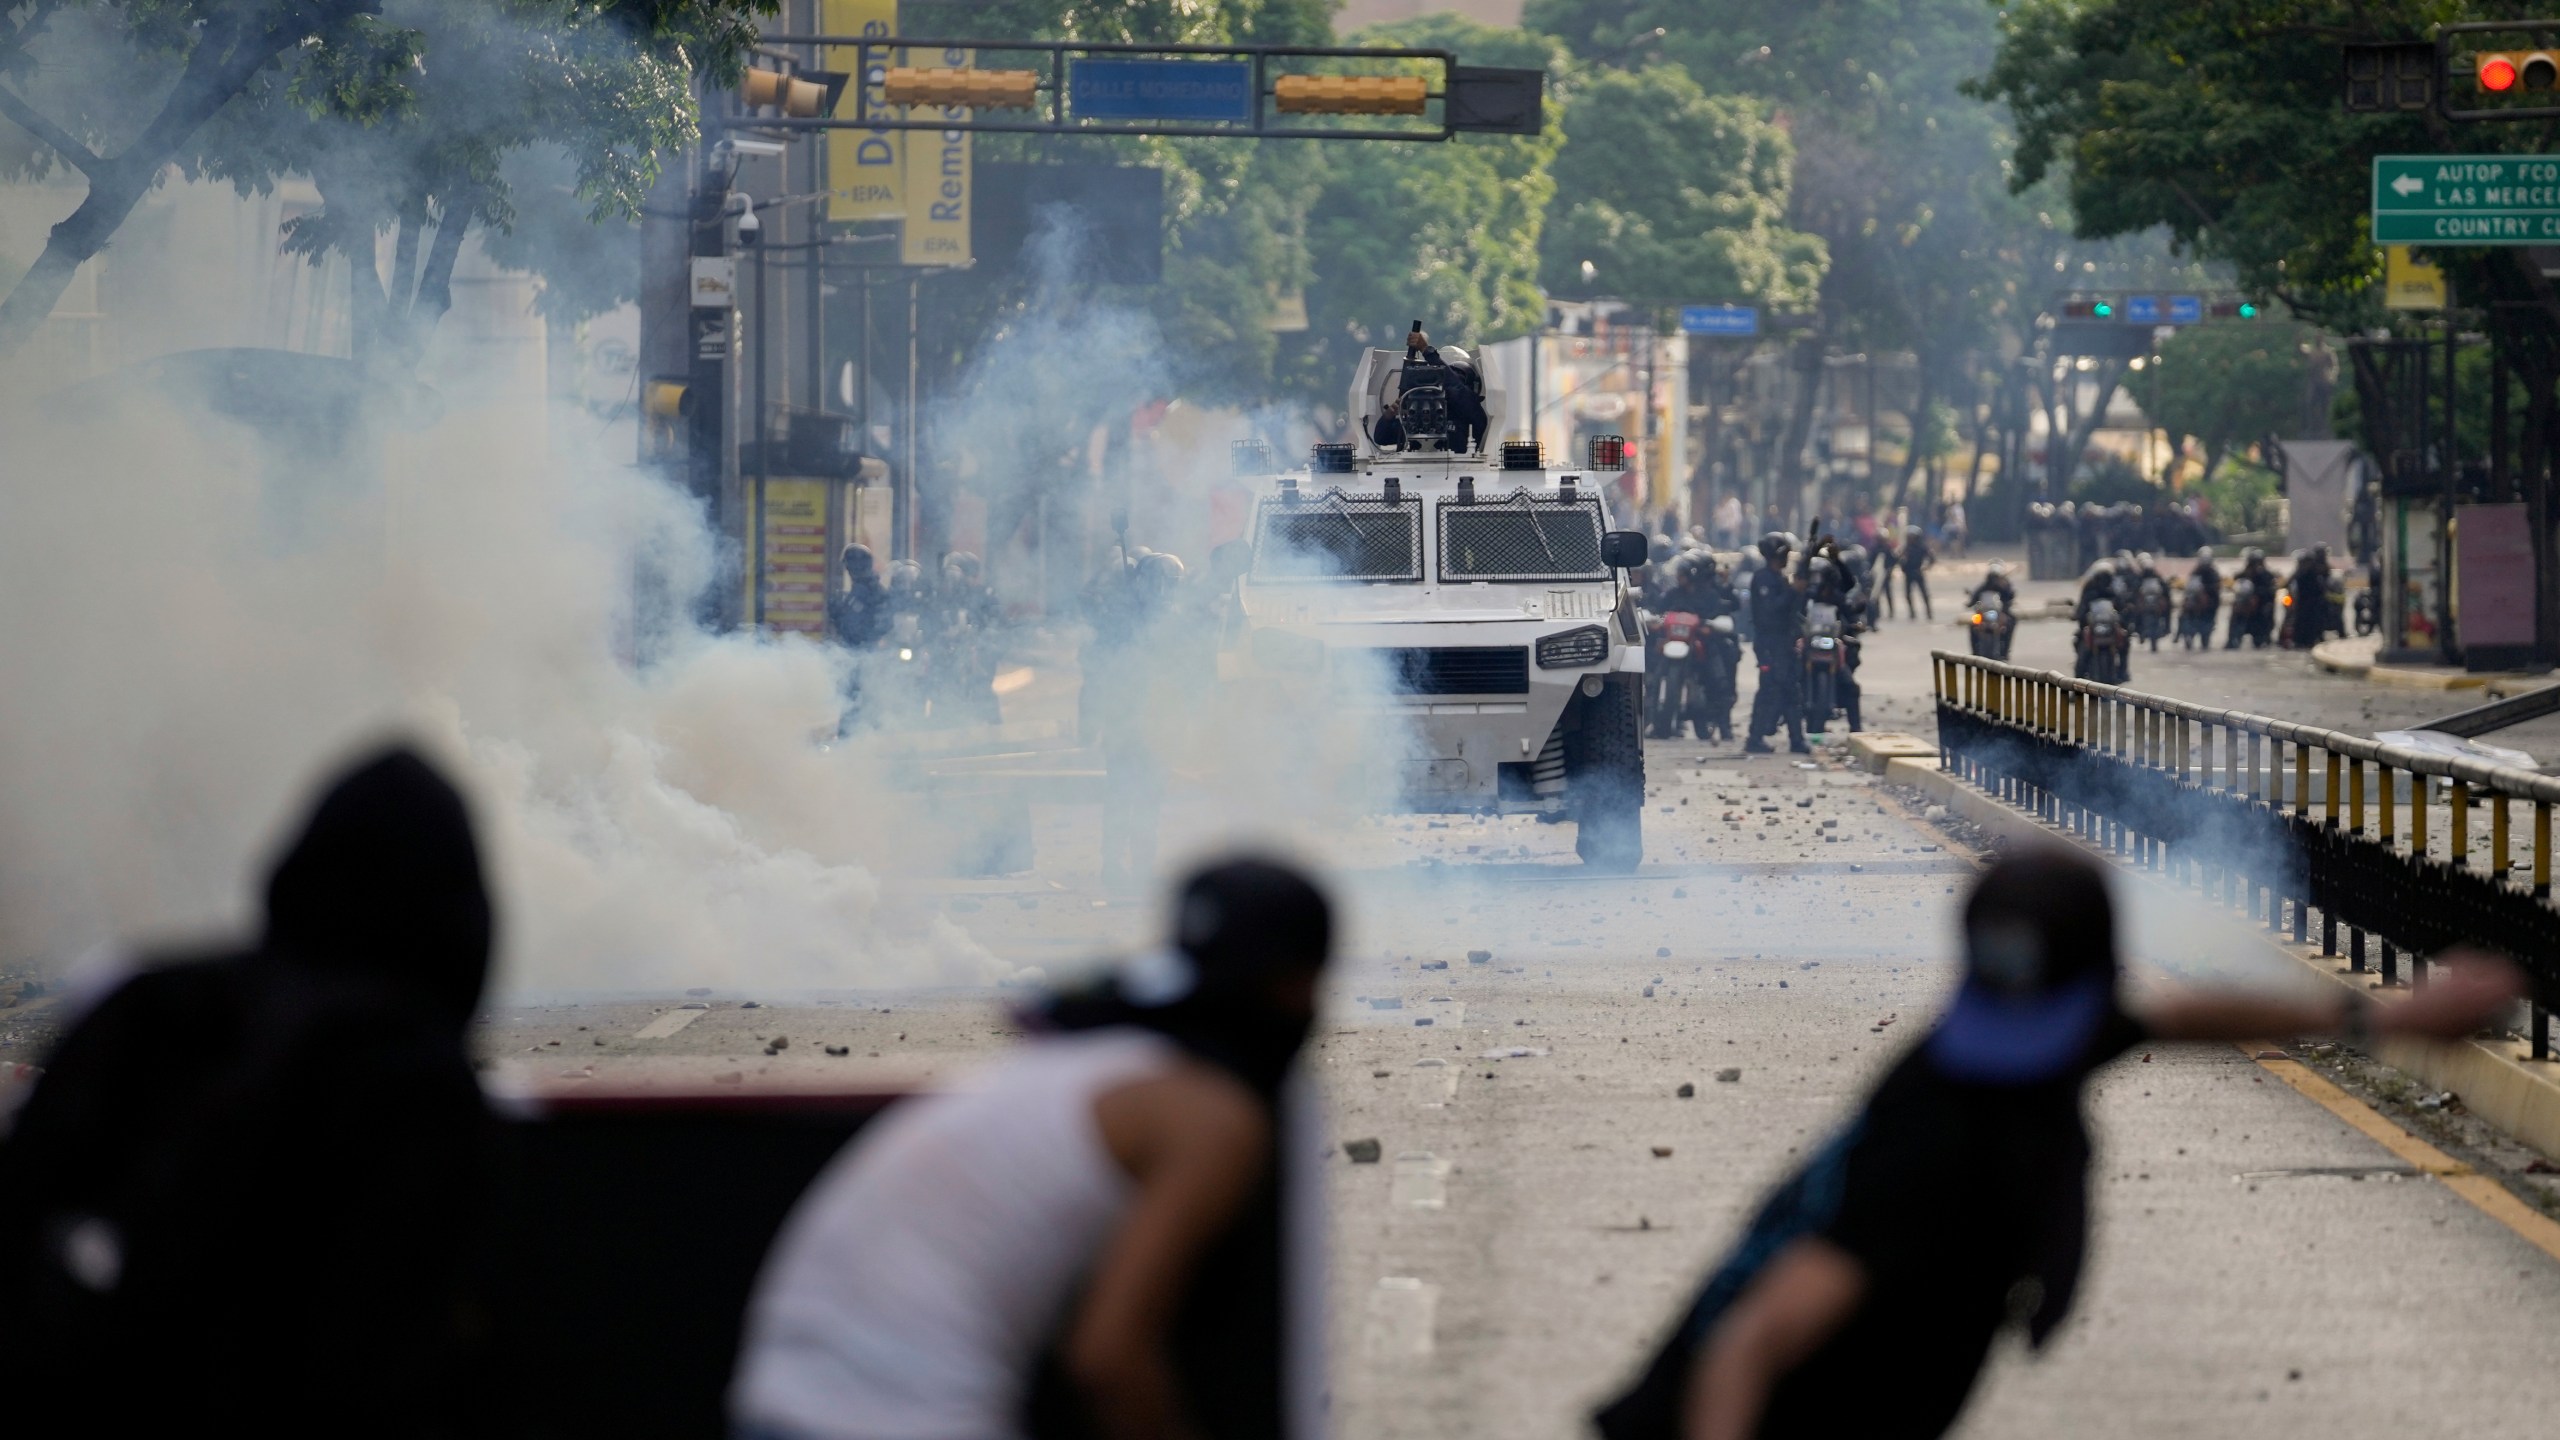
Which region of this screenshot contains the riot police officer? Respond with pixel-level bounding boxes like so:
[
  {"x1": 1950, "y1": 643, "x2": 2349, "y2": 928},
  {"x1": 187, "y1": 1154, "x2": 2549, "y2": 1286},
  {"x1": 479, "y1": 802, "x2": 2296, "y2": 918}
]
[
  {"x1": 831, "y1": 545, "x2": 892, "y2": 652},
  {"x1": 2286, "y1": 542, "x2": 2336, "y2": 648},
  {"x1": 1744, "y1": 533, "x2": 1809, "y2": 755},
  {"x1": 2228, "y1": 548, "x2": 2278, "y2": 649}
]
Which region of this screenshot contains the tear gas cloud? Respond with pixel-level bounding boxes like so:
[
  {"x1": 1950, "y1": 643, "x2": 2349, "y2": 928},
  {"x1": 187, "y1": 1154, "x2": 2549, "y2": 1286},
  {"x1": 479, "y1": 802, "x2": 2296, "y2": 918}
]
[{"x1": 0, "y1": 197, "x2": 1410, "y2": 997}]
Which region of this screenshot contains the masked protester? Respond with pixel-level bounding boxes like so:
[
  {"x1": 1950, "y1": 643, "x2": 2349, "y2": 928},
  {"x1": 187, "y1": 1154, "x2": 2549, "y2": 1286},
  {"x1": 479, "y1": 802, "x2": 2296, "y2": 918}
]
[
  {"x1": 1596, "y1": 846, "x2": 2518, "y2": 1440},
  {"x1": 0, "y1": 747, "x2": 499, "y2": 1437},
  {"x1": 734, "y1": 857, "x2": 1335, "y2": 1440}
]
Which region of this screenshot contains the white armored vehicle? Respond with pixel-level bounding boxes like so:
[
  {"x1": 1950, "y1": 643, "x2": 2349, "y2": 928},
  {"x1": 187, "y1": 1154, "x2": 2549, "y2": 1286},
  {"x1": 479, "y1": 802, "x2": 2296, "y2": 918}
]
[{"x1": 1218, "y1": 342, "x2": 1651, "y2": 869}]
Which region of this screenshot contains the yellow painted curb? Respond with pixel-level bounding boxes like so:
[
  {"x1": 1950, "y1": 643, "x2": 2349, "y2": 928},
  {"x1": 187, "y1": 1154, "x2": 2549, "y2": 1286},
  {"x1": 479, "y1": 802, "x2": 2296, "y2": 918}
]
[
  {"x1": 1846, "y1": 732, "x2": 1939, "y2": 775},
  {"x1": 2248, "y1": 1046, "x2": 2560, "y2": 1265}
]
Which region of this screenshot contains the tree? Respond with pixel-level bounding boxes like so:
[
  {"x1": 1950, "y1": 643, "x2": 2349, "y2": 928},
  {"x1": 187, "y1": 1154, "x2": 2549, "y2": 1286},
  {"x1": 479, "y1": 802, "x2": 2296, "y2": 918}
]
[
  {"x1": 2123, "y1": 319, "x2": 2320, "y2": 486},
  {"x1": 0, "y1": 0, "x2": 378, "y2": 355},
  {"x1": 182, "y1": 0, "x2": 761, "y2": 379},
  {"x1": 1535, "y1": 65, "x2": 1822, "y2": 323},
  {"x1": 1289, "y1": 13, "x2": 1568, "y2": 410},
  {"x1": 1526, "y1": 0, "x2": 2077, "y2": 509}
]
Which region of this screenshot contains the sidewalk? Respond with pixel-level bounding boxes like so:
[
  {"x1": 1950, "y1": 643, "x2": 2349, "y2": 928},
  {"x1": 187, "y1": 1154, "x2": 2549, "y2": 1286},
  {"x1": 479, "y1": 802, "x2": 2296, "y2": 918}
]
[{"x1": 2309, "y1": 633, "x2": 2545, "y2": 691}]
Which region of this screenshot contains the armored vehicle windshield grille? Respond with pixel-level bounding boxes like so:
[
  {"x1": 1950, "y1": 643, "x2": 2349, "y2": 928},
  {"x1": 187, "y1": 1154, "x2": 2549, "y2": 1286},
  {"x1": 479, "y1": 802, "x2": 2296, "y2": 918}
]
[
  {"x1": 1361, "y1": 646, "x2": 1531, "y2": 696},
  {"x1": 1253, "y1": 493, "x2": 1422, "y2": 581},
  {"x1": 1437, "y1": 493, "x2": 1608, "y2": 582}
]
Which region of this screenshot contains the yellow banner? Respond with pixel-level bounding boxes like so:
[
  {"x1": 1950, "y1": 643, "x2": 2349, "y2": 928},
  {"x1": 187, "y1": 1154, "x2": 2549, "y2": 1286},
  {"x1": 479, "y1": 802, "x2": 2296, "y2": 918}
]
[
  {"x1": 760, "y1": 478, "x2": 833, "y2": 633},
  {"x1": 902, "y1": 45, "x2": 973, "y2": 267},
  {"x1": 2384, "y1": 245, "x2": 2446, "y2": 311},
  {"x1": 824, "y1": 0, "x2": 901, "y2": 222}
]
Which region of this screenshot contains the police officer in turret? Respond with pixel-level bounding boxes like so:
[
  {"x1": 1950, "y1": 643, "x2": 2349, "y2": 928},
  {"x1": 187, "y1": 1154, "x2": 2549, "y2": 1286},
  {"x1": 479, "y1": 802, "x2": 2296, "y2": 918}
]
[
  {"x1": 1437, "y1": 343, "x2": 1491, "y2": 455},
  {"x1": 1744, "y1": 532, "x2": 1810, "y2": 755}
]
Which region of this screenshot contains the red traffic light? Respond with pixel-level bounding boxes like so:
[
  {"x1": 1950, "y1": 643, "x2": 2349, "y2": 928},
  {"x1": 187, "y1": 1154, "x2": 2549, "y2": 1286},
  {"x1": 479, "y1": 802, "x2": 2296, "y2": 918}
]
[{"x1": 2482, "y1": 52, "x2": 2520, "y2": 91}]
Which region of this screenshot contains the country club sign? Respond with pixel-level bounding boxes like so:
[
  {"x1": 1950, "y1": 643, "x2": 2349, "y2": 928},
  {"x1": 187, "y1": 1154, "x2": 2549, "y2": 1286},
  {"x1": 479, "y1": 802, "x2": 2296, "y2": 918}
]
[{"x1": 2372, "y1": 155, "x2": 2560, "y2": 244}]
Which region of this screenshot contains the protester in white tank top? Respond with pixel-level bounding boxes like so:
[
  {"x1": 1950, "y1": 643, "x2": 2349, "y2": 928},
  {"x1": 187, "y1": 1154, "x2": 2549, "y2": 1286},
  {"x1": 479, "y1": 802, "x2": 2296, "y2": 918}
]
[
  {"x1": 732, "y1": 857, "x2": 1335, "y2": 1440},
  {"x1": 733, "y1": 1029, "x2": 1182, "y2": 1440}
]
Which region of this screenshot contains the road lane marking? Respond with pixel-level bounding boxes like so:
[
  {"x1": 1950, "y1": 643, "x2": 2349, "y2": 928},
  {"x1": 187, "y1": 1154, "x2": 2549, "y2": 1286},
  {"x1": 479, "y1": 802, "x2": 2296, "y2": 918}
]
[
  {"x1": 2243, "y1": 1042, "x2": 2560, "y2": 1264},
  {"x1": 1363, "y1": 1276, "x2": 1439, "y2": 1358},
  {"x1": 1390, "y1": 1152, "x2": 1449, "y2": 1208},
  {"x1": 634, "y1": 1010, "x2": 705, "y2": 1039}
]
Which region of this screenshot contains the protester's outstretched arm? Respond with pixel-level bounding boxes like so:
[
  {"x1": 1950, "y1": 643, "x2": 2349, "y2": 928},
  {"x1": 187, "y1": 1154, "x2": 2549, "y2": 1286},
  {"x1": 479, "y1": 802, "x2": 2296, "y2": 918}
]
[
  {"x1": 1072, "y1": 1068, "x2": 1270, "y2": 1440},
  {"x1": 1683, "y1": 1238, "x2": 1866, "y2": 1440},
  {"x1": 2139, "y1": 949, "x2": 2522, "y2": 1044}
]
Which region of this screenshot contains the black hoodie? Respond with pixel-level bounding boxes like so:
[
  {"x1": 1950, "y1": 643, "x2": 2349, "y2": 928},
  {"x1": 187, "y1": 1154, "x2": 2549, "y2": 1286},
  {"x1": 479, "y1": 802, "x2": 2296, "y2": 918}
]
[{"x1": 0, "y1": 746, "x2": 498, "y2": 1436}]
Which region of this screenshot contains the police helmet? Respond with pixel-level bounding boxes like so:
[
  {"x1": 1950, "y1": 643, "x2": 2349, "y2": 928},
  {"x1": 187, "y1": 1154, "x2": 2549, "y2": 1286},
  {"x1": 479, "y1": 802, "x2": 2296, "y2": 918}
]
[
  {"x1": 888, "y1": 560, "x2": 923, "y2": 593},
  {"x1": 1841, "y1": 544, "x2": 1868, "y2": 571},
  {"x1": 1809, "y1": 556, "x2": 1837, "y2": 583},
  {"x1": 1439, "y1": 344, "x2": 1476, "y2": 376},
  {"x1": 1136, "y1": 551, "x2": 1186, "y2": 595},
  {"x1": 2089, "y1": 558, "x2": 2116, "y2": 578},
  {"x1": 2196, "y1": 546, "x2": 2214, "y2": 561},
  {"x1": 1987, "y1": 561, "x2": 2008, "y2": 578},
  {"x1": 2136, "y1": 551, "x2": 2155, "y2": 572},
  {"x1": 942, "y1": 551, "x2": 983, "y2": 584},
  {"x1": 2311, "y1": 542, "x2": 2331, "y2": 563},
  {"x1": 2244, "y1": 547, "x2": 2266, "y2": 564},
  {"x1": 1757, "y1": 531, "x2": 1792, "y2": 564},
  {"x1": 842, "y1": 543, "x2": 876, "y2": 579}
]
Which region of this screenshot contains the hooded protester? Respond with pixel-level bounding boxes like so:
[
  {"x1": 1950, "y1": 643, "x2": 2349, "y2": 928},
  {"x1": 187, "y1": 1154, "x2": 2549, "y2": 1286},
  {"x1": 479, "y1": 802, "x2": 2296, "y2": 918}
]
[
  {"x1": 733, "y1": 856, "x2": 1335, "y2": 1440},
  {"x1": 1595, "y1": 846, "x2": 2518, "y2": 1440},
  {"x1": 0, "y1": 745, "x2": 498, "y2": 1436}
]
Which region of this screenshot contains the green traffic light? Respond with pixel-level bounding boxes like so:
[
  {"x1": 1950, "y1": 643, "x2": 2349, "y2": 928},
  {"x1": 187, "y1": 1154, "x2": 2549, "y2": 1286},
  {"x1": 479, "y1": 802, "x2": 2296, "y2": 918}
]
[
  {"x1": 2237, "y1": 302, "x2": 2258, "y2": 318},
  {"x1": 2092, "y1": 301, "x2": 2114, "y2": 317}
]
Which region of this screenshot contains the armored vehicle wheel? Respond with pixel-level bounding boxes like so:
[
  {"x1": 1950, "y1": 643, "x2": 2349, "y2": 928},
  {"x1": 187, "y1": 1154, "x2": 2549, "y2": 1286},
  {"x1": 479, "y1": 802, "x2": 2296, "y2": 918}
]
[{"x1": 1568, "y1": 674, "x2": 1644, "y2": 872}]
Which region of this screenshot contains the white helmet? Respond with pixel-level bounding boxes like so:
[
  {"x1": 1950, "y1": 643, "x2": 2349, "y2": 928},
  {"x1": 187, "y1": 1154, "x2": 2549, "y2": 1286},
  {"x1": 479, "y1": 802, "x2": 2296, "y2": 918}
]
[{"x1": 1438, "y1": 344, "x2": 1472, "y2": 372}]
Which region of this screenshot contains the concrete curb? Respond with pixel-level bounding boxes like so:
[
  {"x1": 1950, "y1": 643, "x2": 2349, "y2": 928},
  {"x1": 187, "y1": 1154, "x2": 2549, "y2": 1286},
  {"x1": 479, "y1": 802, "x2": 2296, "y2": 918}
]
[
  {"x1": 1882, "y1": 756, "x2": 2560, "y2": 1160},
  {"x1": 2311, "y1": 634, "x2": 2534, "y2": 691}
]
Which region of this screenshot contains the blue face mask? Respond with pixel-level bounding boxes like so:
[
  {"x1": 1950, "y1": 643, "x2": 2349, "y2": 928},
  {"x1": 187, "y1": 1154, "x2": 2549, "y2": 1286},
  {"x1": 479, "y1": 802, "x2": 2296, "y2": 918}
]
[{"x1": 1927, "y1": 975, "x2": 2114, "y2": 1085}]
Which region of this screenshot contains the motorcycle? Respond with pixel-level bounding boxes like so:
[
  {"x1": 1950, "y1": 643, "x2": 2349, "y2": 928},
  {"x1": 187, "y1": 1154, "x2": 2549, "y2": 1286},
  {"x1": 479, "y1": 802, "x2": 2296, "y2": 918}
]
[
  {"x1": 1966, "y1": 594, "x2": 2015, "y2": 660},
  {"x1": 1646, "y1": 609, "x2": 1707, "y2": 739},
  {"x1": 2076, "y1": 598, "x2": 2131, "y2": 685},
  {"x1": 2134, "y1": 574, "x2": 2172, "y2": 651},
  {"x1": 1801, "y1": 600, "x2": 1850, "y2": 733},
  {"x1": 2227, "y1": 584, "x2": 2272, "y2": 648},
  {"x1": 2353, "y1": 573, "x2": 2380, "y2": 636},
  {"x1": 2177, "y1": 583, "x2": 2218, "y2": 650}
]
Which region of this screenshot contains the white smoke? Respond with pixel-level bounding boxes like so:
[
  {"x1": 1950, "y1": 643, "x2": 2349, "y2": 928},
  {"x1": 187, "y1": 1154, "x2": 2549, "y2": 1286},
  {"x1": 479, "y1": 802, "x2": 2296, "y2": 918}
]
[{"x1": 0, "y1": 375, "x2": 1005, "y2": 995}]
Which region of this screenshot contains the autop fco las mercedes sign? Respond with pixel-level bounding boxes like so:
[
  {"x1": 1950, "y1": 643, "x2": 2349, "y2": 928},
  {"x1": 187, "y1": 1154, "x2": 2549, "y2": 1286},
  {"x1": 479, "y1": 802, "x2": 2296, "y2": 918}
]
[{"x1": 2372, "y1": 155, "x2": 2560, "y2": 244}]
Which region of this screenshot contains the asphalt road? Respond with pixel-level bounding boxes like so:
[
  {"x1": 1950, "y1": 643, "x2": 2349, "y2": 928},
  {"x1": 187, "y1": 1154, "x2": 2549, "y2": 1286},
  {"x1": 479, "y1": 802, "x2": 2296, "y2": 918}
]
[{"x1": 466, "y1": 574, "x2": 2560, "y2": 1439}]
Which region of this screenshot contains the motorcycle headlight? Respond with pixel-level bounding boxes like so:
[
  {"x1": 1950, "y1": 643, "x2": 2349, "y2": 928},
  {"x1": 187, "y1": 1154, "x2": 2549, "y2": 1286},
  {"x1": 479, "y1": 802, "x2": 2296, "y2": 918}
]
[
  {"x1": 1660, "y1": 640, "x2": 1690, "y2": 660},
  {"x1": 1251, "y1": 628, "x2": 1326, "y2": 674},
  {"x1": 1536, "y1": 624, "x2": 1611, "y2": 670}
]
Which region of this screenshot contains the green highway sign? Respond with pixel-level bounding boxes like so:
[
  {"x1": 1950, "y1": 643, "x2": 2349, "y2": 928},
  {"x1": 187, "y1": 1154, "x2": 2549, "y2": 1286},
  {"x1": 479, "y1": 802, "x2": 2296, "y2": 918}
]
[{"x1": 2372, "y1": 155, "x2": 2560, "y2": 244}]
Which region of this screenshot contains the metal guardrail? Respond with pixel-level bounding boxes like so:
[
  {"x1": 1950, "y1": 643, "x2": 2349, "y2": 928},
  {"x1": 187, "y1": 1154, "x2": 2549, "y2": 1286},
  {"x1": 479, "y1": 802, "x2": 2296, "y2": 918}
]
[{"x1": 1931, "y1": 652, "x2": 2559, "y2": 1056}]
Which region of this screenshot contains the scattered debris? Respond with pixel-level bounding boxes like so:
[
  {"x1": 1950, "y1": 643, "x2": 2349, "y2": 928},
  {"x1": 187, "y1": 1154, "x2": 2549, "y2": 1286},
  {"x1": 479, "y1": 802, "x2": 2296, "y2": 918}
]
[
  {"x1": 1467, "y1": 950, "x2": 1492, "y2": 963},
  {"x1": 1651, "y1": 1145, "x2": 1674, "y2": 1158},
  {"x1": 741, "y1": 1001, "x2": 763, "y2": 1010},
  {"x1": 1345, "y1": 1138, "x2": 1384, "y2": 1163},
  {"x1": 1481, "y1": 1046, "x2": 1547, "y2": 1059},
  {"x1": 1655, "y1": 947, "x2": 1671, "y2": 958},
  {"x1": 824, "y1": 1045, "x2": 850, "y2": 1057},
  {"x1": 1715, "y1": 1068, "x2": 1742, "y2": 1083},
  {"x1": 1676, "y1": 1082, "x2": 1695, "y2": 1098},
  {"x1": 1421, "y1": 960, "x2": 1448, "y2": 971},
  {"x1": 2415, "y1": 1090, "x2": 2461, "y2": 1112}
]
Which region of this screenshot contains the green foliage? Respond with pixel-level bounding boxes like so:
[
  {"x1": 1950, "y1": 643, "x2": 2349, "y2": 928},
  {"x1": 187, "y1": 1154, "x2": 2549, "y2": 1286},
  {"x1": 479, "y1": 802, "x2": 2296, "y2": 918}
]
[
  {"x1": 2122, "y1": 319, "x2": 2319, "y2": 482},
  {"x1": 1971, "y1": 0, "x2": 2433, "y2": 327},
  {"x1": 1535, "y1": 65, "x2": 1821, "y2": 321},
  {"x1": 2190, "y1": 453, "x2": 2281, "y2": 535},
  {"x1": 1289, "y1": 14, "x2": 1566, "y2": 404}
]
